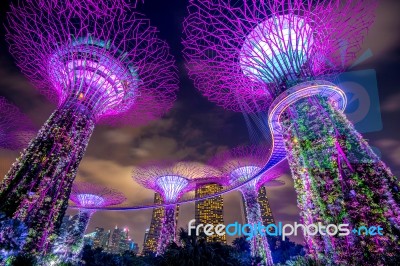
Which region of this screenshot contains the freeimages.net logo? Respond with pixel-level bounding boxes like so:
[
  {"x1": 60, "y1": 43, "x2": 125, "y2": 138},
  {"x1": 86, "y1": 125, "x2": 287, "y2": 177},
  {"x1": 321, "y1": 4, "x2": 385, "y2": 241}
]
[{"x1": 188, "y1": 220, "x2": 384, "y2": 241}]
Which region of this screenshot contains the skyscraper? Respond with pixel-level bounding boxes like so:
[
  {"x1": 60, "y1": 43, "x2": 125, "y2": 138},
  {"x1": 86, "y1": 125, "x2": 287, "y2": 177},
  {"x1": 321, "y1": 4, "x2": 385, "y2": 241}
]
[
  {"x1": 109, "y1": 226, "x2": 121, "y2": 253},
  {"x1": 257, "y1": 186, "x2": 275, "y2": 226},
  {"x1": 195, "y1": 183, "x2": 226, "y2": 243},
  {"x1": 109, "y1": 226, "x2": 130, "y2": 254},
  {"x1": 119, "y1": 228, "x2": 130, "y2": 253},
  {"x1": 93, "y1": 227, "x2": 111, "y2": 250},
  {"x1": 142, "y1": 193, "x2": 164, "y2": 255},
  {"x1": 93, "y1": 227, "x2": 105, "y2": 249}
]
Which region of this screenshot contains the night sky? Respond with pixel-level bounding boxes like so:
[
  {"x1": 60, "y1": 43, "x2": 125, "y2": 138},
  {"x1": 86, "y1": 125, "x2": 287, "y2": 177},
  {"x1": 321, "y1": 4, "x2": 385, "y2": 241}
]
[{"x1": 0, "y1": 0, "x2": 400, "y2": 250}]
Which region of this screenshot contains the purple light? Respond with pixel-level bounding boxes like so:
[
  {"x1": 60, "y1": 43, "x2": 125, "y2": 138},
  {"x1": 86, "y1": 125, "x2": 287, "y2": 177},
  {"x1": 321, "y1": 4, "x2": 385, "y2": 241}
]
[
  {"x1": 0, "y1": 0, "x2": 177, "y2": 254},
  {"x1": 48, "y1": 38, "x2": 140, "y2": 118},
  {"x1": 64, "y1": 182, "x2": 125, "y2": 258},
  {"x1": 0, "y1": 97, "x2": 36, "y2": 151},
  {"x1": 133, "y1": 162, "x2": 210, "y2": 255},
  {"x1": 76, "y1": 194, "x2": 105, "y2": 208},
  {"x1": 133, "y1": 162, "x2": 210, "y2": 203},
  {"x1": 240, "y1": 15, "x2": 313, "y2": 83},
  {"x1": 210, "y1": 145, "x2": 285, "y2": 190},
  {"x1": 209, "y1": 145, "x2": 286, "y2": 265},
  {"x1": 7, "y1": 0, "x2": 178, "y2": 125},
  {"x1": 183, "y1": 0, "x2": 377, "y2": 112},
  {"x1": 70, "y1": 182, "x2": 126, "y2": 208},
  {"x1": 156, "y1": 175, "x2": 190, "y2": 202},
  {"x1": 230, "y1": 166, "x2": 261, "y2": 188}
]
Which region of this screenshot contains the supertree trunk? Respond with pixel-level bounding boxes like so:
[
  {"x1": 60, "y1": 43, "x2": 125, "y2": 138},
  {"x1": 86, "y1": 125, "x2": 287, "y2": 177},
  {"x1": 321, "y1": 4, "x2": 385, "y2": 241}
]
[
  {"x1": 70, "y1": 210, "x2": 92, "y2": 257},
  {"x1": 241, "y1": 186, "x2": 274, "y2": 266},
  {"x1": 0, "y1": 100, "x2": 95, "y2": 254},
  {"x1": 51, "y1": 210, "x2": 92, "y2": 262},
  {"x1": 280, "y1": 95, "x2": 400, "y2": 264},
  {"x1": 157, "y1": 205, "x2": 176, "y2": 255},
  {"x1": 285, "y1": 137, "x2": 338, "y2": 262}
]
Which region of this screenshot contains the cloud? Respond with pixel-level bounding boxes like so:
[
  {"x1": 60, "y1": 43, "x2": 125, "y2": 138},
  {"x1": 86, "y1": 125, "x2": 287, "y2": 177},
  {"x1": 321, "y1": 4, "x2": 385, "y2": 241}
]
[
  {"x1": 373, "y1": 139, "x2": 400, "y2": 166},
  {"x1": 381, "y1": 93, "x2": 400, "y2": 112},
  {"x1": 360, "y1": 0, "x2": 400, "y2": 62}
]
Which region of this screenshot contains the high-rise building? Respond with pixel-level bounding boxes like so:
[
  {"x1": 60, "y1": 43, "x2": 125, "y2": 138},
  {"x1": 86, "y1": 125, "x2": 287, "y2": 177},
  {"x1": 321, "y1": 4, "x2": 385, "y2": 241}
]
[
  {"x1": 93, "y1": 227, "x2": 109, "y2": 249},
  {"x1": 258, "y1": 186, "x2": 275, "y2": 226},
  {"x1": 142, "y1": 193, "x2": 164, "y2": 254},
  {"x1": 110, "y1": 226, "x2": 121, "y2": 253},
  {"x1": 119, "y1": 228, "x2": 130, "y2": 253},
  {"x1": 109, "y1": 226, "x2": 130, "y2": 254},
  {"x1": 92, "y1": 227, "x2": 112, "y2": 252},
  {"x1": 103, "y1": 230, "x2": 111, "y2": 251},
  {"x1": 195, "y1": 183, "x2": 226, "y2": 243}
]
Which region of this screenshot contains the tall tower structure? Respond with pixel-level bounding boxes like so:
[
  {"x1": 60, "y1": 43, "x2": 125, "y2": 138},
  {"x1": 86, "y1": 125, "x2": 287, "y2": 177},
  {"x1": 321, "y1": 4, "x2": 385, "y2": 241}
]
[
  {"x1": 241, "y1": 184, "x2": 281, "y2": 227},
  {"x1": 2, "y1": 0, "x2": 177, "y2": 254},
  {"x1": 109, "y1": 226, "x2": 123, "y2": 254},
  {"x1": 133, "y1": 162, "x2": 210, "y2": 254},
  {"x1": 210, "y1": 145, "x2": 287, "y2": 265},
  {"x1": 183, "y1": 0, "x2": 400, "y2": 263},
  {"x1": 52, "y1": 182, "x2": 126, "y2": 262},
  {"x1": 142, "y1": 192, "x2": 164, "y2": 254},
  {"x1": 257, "y1": 186, "x2": 275, "y2": 226},
  {"x1": 195, "y1": 183, "x2": 226, "y2": 243}
]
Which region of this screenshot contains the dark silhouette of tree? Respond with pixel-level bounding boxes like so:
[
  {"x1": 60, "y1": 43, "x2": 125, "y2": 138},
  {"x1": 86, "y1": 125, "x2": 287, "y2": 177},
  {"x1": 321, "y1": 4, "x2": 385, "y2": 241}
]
[
  {"x1": 80, "y1": 245, "x2": 150, "y2": 266},
  {"x1": 75, "y1": 231, "x2": 306, "y2": 266},
  {"x1": 157, "y1": 228, "x2": 259, "y2": 266},
  {"x1": 267, "y1": 236, "x2": 305, "y2": 264},
  {"x1": 232, "y1": 236, "x2": 251, "y2": 253}
]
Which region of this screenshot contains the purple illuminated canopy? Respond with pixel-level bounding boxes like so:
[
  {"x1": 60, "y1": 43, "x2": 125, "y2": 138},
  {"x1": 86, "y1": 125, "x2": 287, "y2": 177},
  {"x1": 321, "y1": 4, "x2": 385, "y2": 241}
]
[
  {"x1": 209, "y1": 145, "x2": 287, "y2": 190},
  {"x1": 7, "y1": 0, "x2": 178, "y2": 126},
  {"x1": 183, "y1": 0, "x2": 377, "y2": 112},
  {"x1": 0, "y1": 97, "x2": 36, "y2": 151},
  {"x1": 133, "y1": 162, "x2": 213, "y2": 203},
  {"x1": 69, "y1": 182, "x2": 126, "y2": 208}
]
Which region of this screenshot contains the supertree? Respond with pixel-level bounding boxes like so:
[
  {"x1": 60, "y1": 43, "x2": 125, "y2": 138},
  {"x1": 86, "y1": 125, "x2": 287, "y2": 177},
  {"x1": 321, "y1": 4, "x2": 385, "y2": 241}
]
[
  {"x1": 183, "y1": 0, "x2": 400, "y2": 263},
  {"x1": 51, "y1": 182, "x2": 126, "y2": 262},
  {"x1": 0, "y1": 0, "x2": 177, "y2": 254},
  {"x1": 0, "y1": 97, "x2": 36, "y2": 151},
  {"x1": 133, "y1": 162, "x2": 210, "y2": 255},
  {"x1": 209, "y1": 145, "x2": 286, "y2": 265}
]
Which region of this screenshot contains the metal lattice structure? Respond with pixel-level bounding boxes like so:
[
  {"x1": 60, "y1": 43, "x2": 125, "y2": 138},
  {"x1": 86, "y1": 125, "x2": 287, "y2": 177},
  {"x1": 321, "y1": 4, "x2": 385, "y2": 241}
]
[
  {"x1": 0, "y1": 0, "x2": 177, "y2": 254},
  {"x1": 7, "y1": 1, "x2": 177, "y2": 126},
  {"x1": 0, "y1": 97, "x2": 36, "y2": 151},
  {"x1": 183, "y1": 0, "x2": 376, "y2": 113},
  {"x1": 69, "y1": 182, "x2": 126, "y2": 209},
  {"x1": 133, "y1": 162, "x2": 211, "y2": 255}
]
